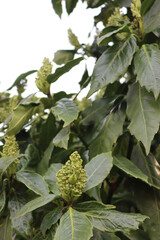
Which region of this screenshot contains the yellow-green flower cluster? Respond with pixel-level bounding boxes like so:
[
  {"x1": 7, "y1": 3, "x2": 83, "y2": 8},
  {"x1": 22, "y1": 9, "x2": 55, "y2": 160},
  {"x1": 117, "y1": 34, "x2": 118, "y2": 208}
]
[
  {"x1": 108, "y1": 8, "x2": 129, "y2": 27},
  {"x1": 35, "y1": 58, "x2": 52, "y2": 95},
  {"x1": 131, "y1": 0, "x2": 141, "y2": 18},
  {"x1": 56, "y1": 151, "x2": 87, "y2": 203},
  {"x1": 1, "y1": 136, "x2": 20, "y2": 176}
]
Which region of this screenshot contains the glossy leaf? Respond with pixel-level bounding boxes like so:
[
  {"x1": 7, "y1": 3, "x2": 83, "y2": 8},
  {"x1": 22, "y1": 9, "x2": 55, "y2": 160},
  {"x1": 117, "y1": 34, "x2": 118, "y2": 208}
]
[
  {"x1": 54, "y1": 207, "x2": 93, "y2": 240},
  {"x1": 13, "y1": 194, "x2": 57, "y2": 220},
  {"x1": 40, "y1": 207, "x2": 61, "y2": 236},
  {"x1": 0, "y1": 156, "x2": 20, "y2": 176},
  {"x1": 84, "y1": 152, "x2": 113, "y2": 191},
  {"x1": 113, "y1": 156, "x2": 148, "y2": 183},
  {"x1": 37, "y1": 141, "x2": 54, "y2": 175},
  {"x1": 53, "y1": 125, "x2": 70, "y2": 149},
  {"x1": 134, "y1": 44, "x2": 160, "y2": 99},
  {"x1": 53, "y1": 50, "x2": 75, "y2": 65},
  {"x1": 52, "y1": 98, "x2": 79, "y2": 127},
  {"x1": 51, "y1": 0, "x2": 62, "y2": 18},
  {"x1": 16, "y1": 169, "x2": 49, "y2": 196},
  {"x1": 127, "y1": 83, "x2": 160, "y2": 154},
  {"x1": 7, "y1": 70, "x2": 37, "y2": 90},
  {"x1": 143, "y1": 0, "x2": 160, "y2": 33},
  {"x1": 8, "y1": 196, "x2": 32, "y2": 238},
  {"x1": 65, "y1": 0, "x2": 78, "y2": 14},
  {"x1": 45, "y1": 163, "x2": 63, "y2": 194},
  {"x1": 89, "y1": 110, "x2": 125, "y2": 158},
  {"x1": 131, "y1": 144, "x2": 160, "y2": 190},
  {"x1": 0, "y1": 217, "x2": 12, "y2": 240},
  {"x1": 88, "y1": 36, "x2": 137, "y2": 97},
  {"x1": 47, "y1": 57, "x2": 83, "y2": 83},
  {"x1": 7, "y1": 103, "x2": 39, "y2": 136}
]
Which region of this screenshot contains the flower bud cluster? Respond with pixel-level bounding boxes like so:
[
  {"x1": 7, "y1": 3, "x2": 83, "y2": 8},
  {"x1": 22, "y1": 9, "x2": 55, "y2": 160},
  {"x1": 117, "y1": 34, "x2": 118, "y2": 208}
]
[
  {"x1": 56, "y1": 151, "x2": 87, "y2": 203},
  {"x1": 35, "y1": 58, "x2": 52, "y2": 95},
  {"x1": 1, "y1": 136, "x2": 20, "y2": 176}
]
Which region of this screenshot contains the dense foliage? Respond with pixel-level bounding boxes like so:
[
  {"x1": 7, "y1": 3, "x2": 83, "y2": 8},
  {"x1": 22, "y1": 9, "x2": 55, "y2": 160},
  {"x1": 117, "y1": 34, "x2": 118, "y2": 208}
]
[{"x1": 0, "y1": 0, "x2": 160, "y2": 239}]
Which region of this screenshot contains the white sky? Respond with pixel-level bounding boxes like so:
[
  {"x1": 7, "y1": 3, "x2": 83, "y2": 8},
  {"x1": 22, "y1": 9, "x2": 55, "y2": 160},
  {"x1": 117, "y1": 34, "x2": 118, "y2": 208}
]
[{"x1": 0, "y1": 0, "x2": 100, "y2": 98}]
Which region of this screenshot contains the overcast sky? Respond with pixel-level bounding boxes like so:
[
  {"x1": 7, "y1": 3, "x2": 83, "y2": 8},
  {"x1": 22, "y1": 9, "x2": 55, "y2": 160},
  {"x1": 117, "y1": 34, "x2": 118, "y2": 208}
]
[{"x1": 0, "y1": 0, "x2": 100, "y2": 97}]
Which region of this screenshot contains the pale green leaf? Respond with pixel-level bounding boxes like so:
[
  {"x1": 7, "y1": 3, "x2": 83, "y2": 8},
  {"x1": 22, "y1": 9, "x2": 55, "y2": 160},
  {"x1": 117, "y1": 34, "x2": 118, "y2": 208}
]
[
  {"x1": 0, "y1": 217, "x2": 12, "y2": 240},
  {"x1": 40, "y1": 207, "x2": 61, "y2": 236},
  {"x1": 88, "y1": 35, "x2": 137, "y2": 97},
  {"x1": 113, "y1": 155, "x2": 148, "y2": 183},
  {"x1": 0, "y1": 156, "x2": 20, "y2": 176},
  {"x1": 143, "y1": 0, "x2": 160, "y2": 33},
  {"x1": 53, "y1": 50, "x2": 75, "y2": 65},
  {"x1": 54, "y1": 207, "x2": 93, "y2": 240},
  {"x1": 134, "y1": 44, "x2": 160, "y2": 99},
  {"x1": 53, "y1": 125, "x2": 70, "y2": 149},
  {"x1": 52, "y1": 98, "x2": 79, "y2": 127},
  {"x1": 16, "y1": 169, "x2": 49, "y2": 196},
  {"x1": 127, "y1": 83, "x2": 160, "y2": 154},
  {"x1": 47, "y1": 57, "x2": 83, "y2": 83},
  {"x1": 0, "y1": 182, "x2": 6, "y2": 217},
  {"x1": 84, "y1": 152, "x2": 113, "y2": 191},
  {"x1": 87, "y1": 184, "x2": 102, "y2": 202},
  {"x1": 89, "y1": 109, "x2": 126, "y2": 158},
  {"x1": 13, "y1": 194, "x2": 56, "y2": 220}
]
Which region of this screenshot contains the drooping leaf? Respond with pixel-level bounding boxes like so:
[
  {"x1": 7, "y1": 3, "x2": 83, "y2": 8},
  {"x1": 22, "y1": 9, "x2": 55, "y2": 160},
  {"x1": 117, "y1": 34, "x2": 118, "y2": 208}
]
[
  {"x1": 143, "y1": 0, "x2": 160, "y2": 33},
  {"x1": 88, "y1": 210, "x2": 148, "y2": 233},
  {"x1": 37, "y1": 141, "x2": 54, "y2": 175},
  {"x1": 131, "y1": 144, "x2": 160, "y2": 190},
  {"x1": 0, "y1": 217, "x2": 12, "y2": 240},
  {"x1": 16, "y1": 169, "x2": 49, "y2": 196},
  {"x1": 52, "y1": 98, "x2": 79, "y2": 127},
  {"x1": 127, "y1": 83, "x2": 160, "y2": 154},
  {"x1": 53, "y1": 50, "x2": 75, "y2": 65},
  {"x1": 113, "y1": 155, "x2": 148, "y2": 183},
  {"x1": 53, "y1": 125, "x2": 70, "y2": 149},
  {"x1": 13, "y1": 194, "x2": 57, "y2": 220},
  {"x1": 134, "y1": 181, "x2": 160, "y2": 240},
  {"x1": 51, "y1": 0, "x2": 62, "y2": 18},
  {"x1": 8, "y1": 195, "x2": 33, "y2": 239},
  {"x1": 84, "y1": 152, "x2": 113, "y2": 191},
  {"x1": 89, "y1": 109, "x2": 126, "y2": 158},
  {"x1": 54, "y1": 207, "x2": 93, "y2": 240},
  {"x1": 47, "y1": 57, "x2": 83, "y2": 83},
  {"x1": 134, "y1": 44, "x2": 160, "y2": 99},
  {"x1": 87, "y1": 0, "x2": 106, "y2": 8},
  {"x1": 79, "y1": 67, "x2": 90, "y2": 89},
  {"x1": 45, "y1": 163, "x2": 63, "y2": 194},
  {"x1": 74, "y1": 201, "x2": 115, "y2": 213},
  {"x1": 88, "y1": 35, "x2": 137, "y2": 97},
  {"x1": 7, "y1": 70, "x2": 37, "y2": 90},
  {"x1": 65, "y1": 0, "x2": 78, "y2": 14},
  {"x1": 7, "y1": 103, "x2": 39, "y2": 136},
  {"x1": 0, "y1": 156, "x2": 20, "y2": 176},
  {"x1": 40, "y1": 207, "x2": 61, "y2": 236}
]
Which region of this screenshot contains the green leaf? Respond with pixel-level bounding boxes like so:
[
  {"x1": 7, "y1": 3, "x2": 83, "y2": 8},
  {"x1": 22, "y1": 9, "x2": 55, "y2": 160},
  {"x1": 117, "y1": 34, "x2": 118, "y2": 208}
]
[
  {"x1": 16, "y1": 169, "x2": 49, "y2": 196},
  {"x1": 90, "y1": 210, "x2": 148, "y2": 233},
  {"x1": 134, "y1": 182, "x2": 160, "y2": 240},
  {"x1": 53, "y1": 125, "x2": 70, "y2": 149},
  {"x1": 53, "y1": 50, "x2": 75, "y2": 65},
  {"x1": 37, "y1": 141, "x2": 54, "y2": 175},
  {"x1": 143, "y1": 0, "x2": 160, "y2": 33},
  {"x1": 7, "y1": 70, "x2": 37, "y2": 90},
  {"x1": 8, "y1": 195, "x2": 33, "y2": 239},
  {"x1": 40, "y1": 207, "x2": 61, "y2": 236},
  {"x1": 25, "y1": 144, "x2": 40, "y2": 167},
  {"x1": 79, "y1": 67, "x2": 90, "y2": 89},
  {"x1": 45, "y1": 163, "x2": 63, "y2": 194},
  {"x1": 0, "y1": 156, "x2": 20, "y2": 176},
  {"x1": 52, "y1": 98, "x2": 79, "y2": 127},
  {"x1": 0, "y1": 217, "x2": 12, "y2": 240},
  {"x1": 84, "y1": 152, "x2": 113, "y2": 191},
  {"x1": 7, "y1": 103, "x2": 39, "y2": 136},
  {"x1": 141, "y1": 0, "x2": 155, "y2": 16},
  {"x1": 86, "y1": 184, "x2": 102, "y2": 202},
  {"x1": 47, "y1": 57, "x2": 83, "y2": 83},
  {"x1": 91, "y1": 229, "x2": 121, "y2": 240},
  {"x1": 113, "y1": 156, "x2": 148, "y2": 183},
  {"x1": 0, "y1": 182, "x2": 6, "y2": 216},
  {"x1": 131, "y1": 144, "x2": 160, "y2": 190},
  {"x1": 74, "y1": 201, "x2": 115, "y2": 213},
  {"x1": 65, "y1": 0, "x2": 78, "y2": 14},
  {"x1": 134, "y1": 44, "x2": 160, "y2": 99},
  {"x1": 68, "y1": 28, "x2": 81, "y2": 49},
  {"x1": 88, "y1": 36, "x2": 137, "y2": 97},
  {"x1": 89, "y1": 109, "x2": 126, "y2": 158},
  {"x1": 13, "y1": 194, "x2": 57, "y2": 220},
  {"x1": 87, "y1": 0, "x2": 106, "y2": 8},
  {"x1": 127, "y1": 83, "x2": 160, "y2": 154},
  {"x1": 54, "y1": 207, "x2": 93, "y2": 240},
  {"x1": 51, "y1": 0, "x2": 62, "y2": 18}
]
